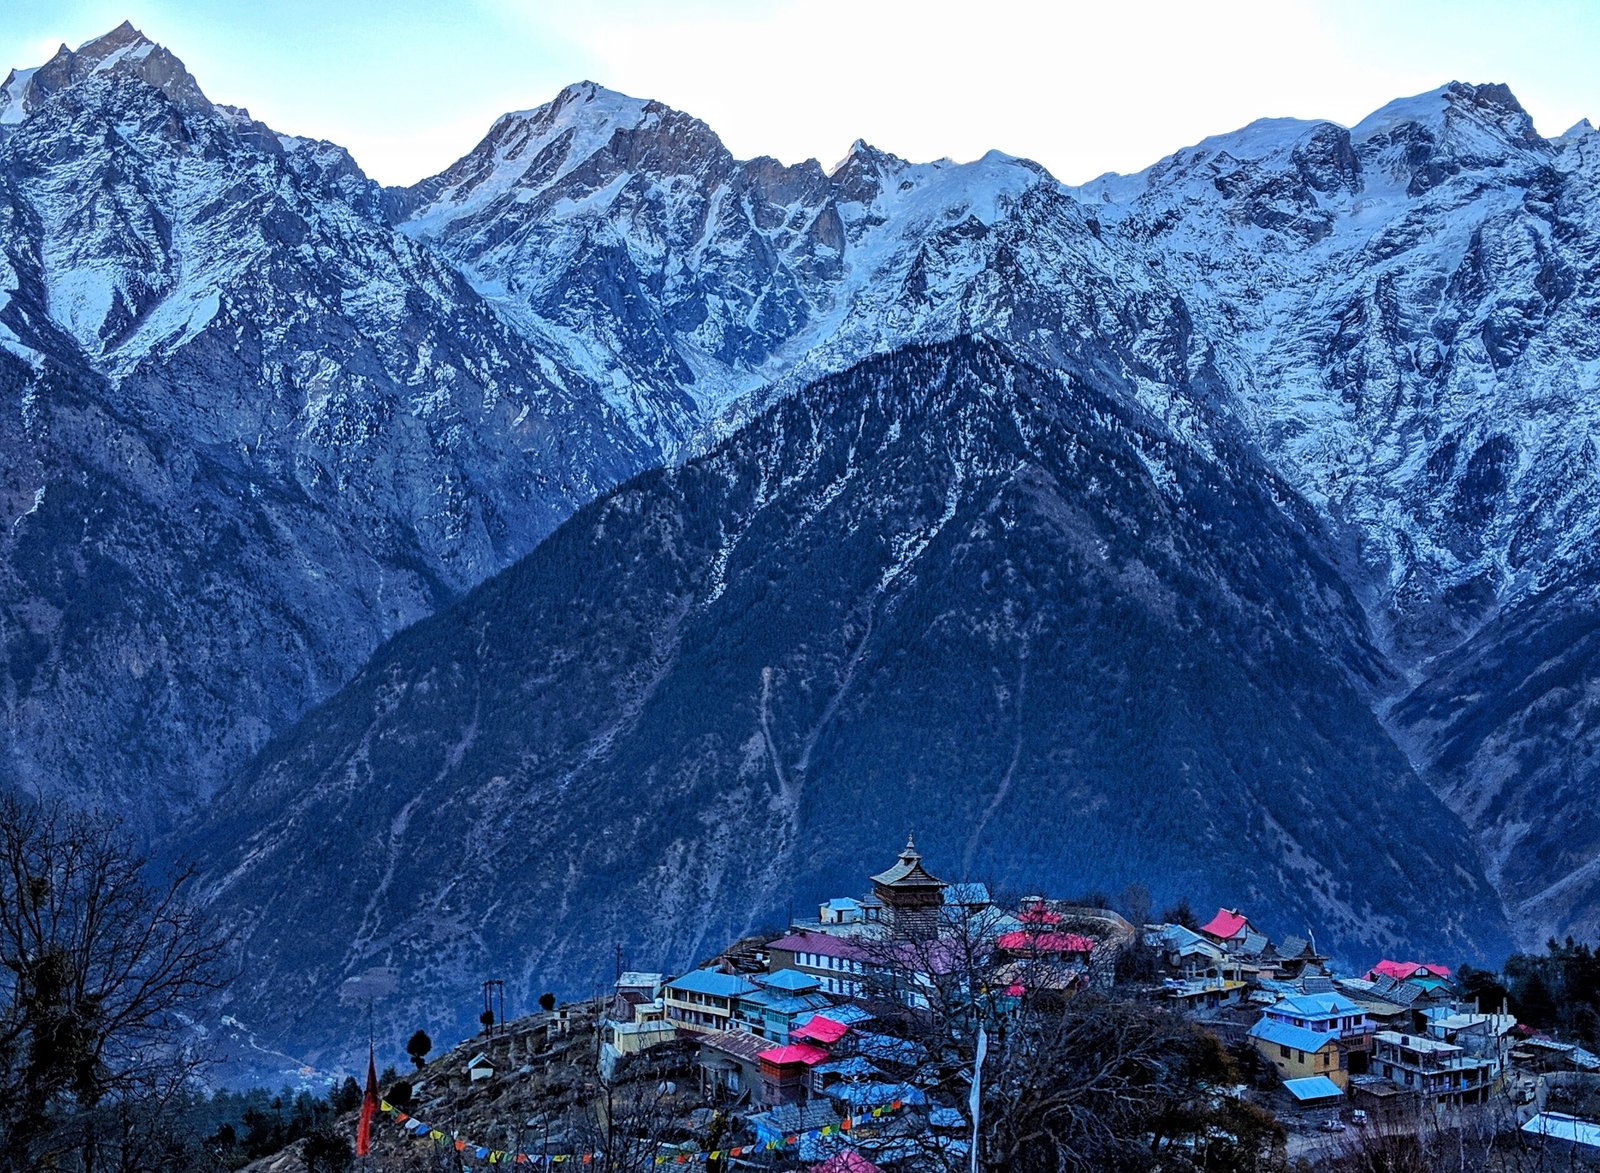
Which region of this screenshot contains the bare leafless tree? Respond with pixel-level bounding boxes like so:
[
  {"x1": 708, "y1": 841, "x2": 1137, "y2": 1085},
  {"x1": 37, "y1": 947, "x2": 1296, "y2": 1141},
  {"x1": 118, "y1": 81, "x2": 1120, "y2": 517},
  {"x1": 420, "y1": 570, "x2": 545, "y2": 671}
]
[
  {"x1": 0, "y1": 793, "x2": 230, "y2": 1171},
  {"x1": 849, "y1": 891, "x2": 1285, "y2": 1172}
]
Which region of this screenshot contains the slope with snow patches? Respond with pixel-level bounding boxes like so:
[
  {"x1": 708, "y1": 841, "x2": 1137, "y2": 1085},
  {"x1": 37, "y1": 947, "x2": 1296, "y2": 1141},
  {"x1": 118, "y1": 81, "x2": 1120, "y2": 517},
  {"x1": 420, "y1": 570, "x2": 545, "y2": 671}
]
[{"x1": 2, "y1": 25, "x2": 1598, "y2": 1015}]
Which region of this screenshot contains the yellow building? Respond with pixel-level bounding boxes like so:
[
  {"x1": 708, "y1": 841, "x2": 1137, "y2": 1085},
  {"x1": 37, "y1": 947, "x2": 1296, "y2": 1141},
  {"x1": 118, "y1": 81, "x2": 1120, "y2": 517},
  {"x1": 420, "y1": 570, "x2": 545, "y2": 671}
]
[{"x1": 1248, "y1": 993, "x2": 1371, "y2": 1090}]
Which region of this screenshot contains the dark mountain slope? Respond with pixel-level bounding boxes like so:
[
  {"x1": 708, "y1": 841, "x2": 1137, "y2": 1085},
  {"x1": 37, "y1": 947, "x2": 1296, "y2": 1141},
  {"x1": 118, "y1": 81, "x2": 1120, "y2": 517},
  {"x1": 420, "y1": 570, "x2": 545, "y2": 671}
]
[
  {"x1": 0, "y1": 27, "x2": 648, "y2": 819},
  {"x1": 1392, "y1": 570, "x2": 1600, "y2": 947},
  {"x1": 187, "y1": 340, "x2": 1509, "y2": 1062}
]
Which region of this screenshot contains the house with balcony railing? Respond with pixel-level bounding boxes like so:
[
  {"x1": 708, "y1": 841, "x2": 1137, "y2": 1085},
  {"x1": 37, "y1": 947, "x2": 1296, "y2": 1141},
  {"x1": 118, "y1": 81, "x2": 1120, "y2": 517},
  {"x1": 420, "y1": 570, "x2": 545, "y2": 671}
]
[{"x1": 1372, "y1": 1030, "x2": 1495, "y2": 1103}]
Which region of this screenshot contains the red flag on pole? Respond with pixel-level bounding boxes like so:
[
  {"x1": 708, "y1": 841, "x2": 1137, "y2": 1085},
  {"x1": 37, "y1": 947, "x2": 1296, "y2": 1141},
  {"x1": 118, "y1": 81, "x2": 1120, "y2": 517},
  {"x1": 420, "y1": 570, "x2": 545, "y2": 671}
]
[{"x1": 356, "y1": 1042, "x2": 378, "y2": 1156}]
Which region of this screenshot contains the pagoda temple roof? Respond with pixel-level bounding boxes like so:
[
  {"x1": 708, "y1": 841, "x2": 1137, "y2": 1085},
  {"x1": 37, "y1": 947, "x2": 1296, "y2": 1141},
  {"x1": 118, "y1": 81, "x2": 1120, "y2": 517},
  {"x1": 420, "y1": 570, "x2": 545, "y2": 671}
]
[{"x1": 869, "y1": 835, "x2": 944, "y2": 889}]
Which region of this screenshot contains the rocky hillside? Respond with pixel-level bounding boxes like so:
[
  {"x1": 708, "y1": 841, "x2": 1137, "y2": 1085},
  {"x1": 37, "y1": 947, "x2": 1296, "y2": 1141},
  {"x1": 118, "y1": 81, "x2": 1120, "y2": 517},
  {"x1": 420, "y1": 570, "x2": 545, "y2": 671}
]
[
  {"x1": 2, "y1": 21, "x2": 1597, "y2": 1071},
  {"x1": 0, "y1": 26, "x2": 648, "y2": 819},
  {"x1": 186, "y1": 340, "x2": 1509, "y2": 1062}
]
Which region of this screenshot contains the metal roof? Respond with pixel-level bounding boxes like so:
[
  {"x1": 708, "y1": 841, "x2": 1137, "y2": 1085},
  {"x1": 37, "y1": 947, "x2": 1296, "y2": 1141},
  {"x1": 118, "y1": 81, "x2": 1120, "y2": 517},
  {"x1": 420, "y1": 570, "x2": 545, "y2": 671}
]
[
  {"x1": 1249, "y1": 1017, "x2": 1338, "y2": 1053},
  {"x1": 1284, "y1": 1076, "x2": 1344, "y2": 1101},
  {"x1": 766, "y1": 931, "x2": 871, "y2": 961},
  {"x1": 812, "y1": 1055, "x2": 879, "y2": 1079},
  {"x1": 759, "y1": 968, "x2": 823, "y2": 992},
  {"x1": 1200, "y1": 908, "x2": 1250, "y2": 939},
  {"x1": 666, "y1": 969, "x2": 758, "y2": 998},
  {"x1": 804, "y1": 1004, "x2": 875, "y2": 1027},
  {"x1": 696, "y1": 1029, "x2": 770, "y2": 1064},
  {"x1": 1522, "y1": 1113, "x2": 1600, "y2": 1149},
  {"x1": 1272, "y1": 992, "x2": 1364, "y2": 1018},
  {"x1": 792, "y1": 1016, "x2": 850, "y2": 1044},
  {"x1": 758, "y1": 1043, "x2": 829, "y2": 1066}
]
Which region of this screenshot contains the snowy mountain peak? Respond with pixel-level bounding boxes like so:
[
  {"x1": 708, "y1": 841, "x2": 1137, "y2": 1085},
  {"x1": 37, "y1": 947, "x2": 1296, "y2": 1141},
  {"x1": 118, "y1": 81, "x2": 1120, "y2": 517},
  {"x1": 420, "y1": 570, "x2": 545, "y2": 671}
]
[
  {"x1": 1352, "y1": 81, "x2": 1546, "y2": 158},
  {"x1": 72, "y1": 20, "x2": 153, "y2": 63},
  {"x1": 1556, "y1": 117, "x2": 1598, "y2": 155},
  {"x1": 827, "y1": 138, "x2": 913, "y2": 203},
  {"x1": 0, "y1": 21, "x2": 208, "y2": 130},
  {"x1": 391, "y1": 79, "x2": 731, "y2": 234}
]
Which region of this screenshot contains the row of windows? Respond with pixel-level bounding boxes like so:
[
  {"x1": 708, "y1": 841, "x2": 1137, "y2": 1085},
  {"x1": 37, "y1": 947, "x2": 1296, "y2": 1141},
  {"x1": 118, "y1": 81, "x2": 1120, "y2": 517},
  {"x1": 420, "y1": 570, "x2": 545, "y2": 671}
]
[
  {"x1": 666, "y1": 1008, "x2": 722, "y2": 1027},
  {"x1": 1276, "y1": 1044, "x2": 1334, "y2": 1069},
  {"x1": 799, "y1": 951, "x2": 864, "y2": 974}
]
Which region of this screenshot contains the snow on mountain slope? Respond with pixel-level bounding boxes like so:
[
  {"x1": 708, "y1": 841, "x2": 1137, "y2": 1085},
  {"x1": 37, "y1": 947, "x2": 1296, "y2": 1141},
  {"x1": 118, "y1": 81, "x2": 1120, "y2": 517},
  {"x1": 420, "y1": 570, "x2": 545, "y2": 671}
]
[
  {"x1": 388, "y1": 84, "x2": 1237, "y2": 464},
  {"x1": 1078, "y1": 82, "x2": 1598, "y2": 653},
  {"x1": 1077, "y1": 82, "x2": 1600, "y2": 946},
  {"x1": 0, "y1": 27, "x2": 650, "y2": 820},
  {"x1": 389, "y1": 74, "x2": 1600, "y2": 950},
  {"x1": 3, "y1": 21, "x2": 1597, "y2": 956}
]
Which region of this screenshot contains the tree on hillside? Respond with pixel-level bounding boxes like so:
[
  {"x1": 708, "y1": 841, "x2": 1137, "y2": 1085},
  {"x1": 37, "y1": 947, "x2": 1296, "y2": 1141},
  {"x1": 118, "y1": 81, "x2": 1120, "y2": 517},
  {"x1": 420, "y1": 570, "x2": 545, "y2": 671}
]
[
  {"x1": 406, "y1": 1029, "x2": 432, "y2": 1070},
  {"x1": 1160, "y1": 898, "x2": 1200, "y2": 930},
  {"x1": 0, "y1": 793, "x2": 230, "y2": 1169},
  {"x1": 301, "y1": 1126, "x2": 353, "y2": 1173}
]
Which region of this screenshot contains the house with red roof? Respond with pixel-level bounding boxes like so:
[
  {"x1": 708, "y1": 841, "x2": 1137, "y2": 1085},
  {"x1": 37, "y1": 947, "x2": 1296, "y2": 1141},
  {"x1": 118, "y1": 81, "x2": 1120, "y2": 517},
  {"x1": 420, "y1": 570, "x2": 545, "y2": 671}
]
[
  {"x1": 1367, "y1": 960, "x2": 1454, "y2": 985},
  {"x1": 758, "y1": 1042, "x2": 830, "y2": 1105},
  {"x1": 995, "y1": 928, "x2": 1095, "y2": 962},
  {"x1": 767, "y1": 929, "x2": 874, "y2": 998},
  {"x1": 791, "y1": 1015, "x2": 851, "y2": 1045},
  {"x1": 1199, "y1": 908, "x2": 1254, "y2": 945}
]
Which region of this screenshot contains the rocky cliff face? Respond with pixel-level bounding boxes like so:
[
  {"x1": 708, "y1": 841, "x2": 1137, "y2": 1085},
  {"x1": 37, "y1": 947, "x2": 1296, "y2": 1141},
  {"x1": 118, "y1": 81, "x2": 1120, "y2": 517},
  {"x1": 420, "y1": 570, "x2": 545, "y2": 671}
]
[
  {"x1": 388, "y1": 82, "x2": 1236, "y2": 461},
  {"x1": 1077, "y1": 84, "x2": 1600, "y2": 946},
  {"x1": 0, "y1": 26, "x2": 649, "y2": 818},
  {"x1": 2, "y1": 22, "x2": 1597, "y2": 1073},
  {"x1": 186, "y1": 340, "x2": 1509, "y2": 1064}
]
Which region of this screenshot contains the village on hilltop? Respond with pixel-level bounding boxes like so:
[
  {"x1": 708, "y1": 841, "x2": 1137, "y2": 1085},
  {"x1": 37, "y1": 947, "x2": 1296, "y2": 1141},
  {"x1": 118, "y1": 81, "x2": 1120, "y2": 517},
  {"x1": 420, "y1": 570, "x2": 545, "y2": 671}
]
[{"x1": 350, "y1": 839, "x2": 1600, "y2": 1170}]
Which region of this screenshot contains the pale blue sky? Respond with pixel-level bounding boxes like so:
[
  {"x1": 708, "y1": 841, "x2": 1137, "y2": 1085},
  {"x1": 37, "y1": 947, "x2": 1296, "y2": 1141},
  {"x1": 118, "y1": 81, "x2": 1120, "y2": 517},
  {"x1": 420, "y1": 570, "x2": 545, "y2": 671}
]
[{"x1": 4, "y1": 0, "x2": 1597, "y2": 186}]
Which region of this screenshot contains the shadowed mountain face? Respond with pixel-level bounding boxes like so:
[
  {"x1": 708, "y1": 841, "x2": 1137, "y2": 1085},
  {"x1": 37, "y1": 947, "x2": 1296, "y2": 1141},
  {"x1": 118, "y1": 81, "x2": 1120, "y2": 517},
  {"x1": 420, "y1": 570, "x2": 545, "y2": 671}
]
[
  {"x1": 186, "y1": 340, "x2": 1509, "y2": 1062},
  {"x1": 0, "y1": 27, "x2": 649, "y2": 819},
  {"x1": 1391, "y1": 571, "x2": 1600, "y2": 947},
  {"x1": 2, "y1": 21, "x2": 1598, "y2": 1074}
]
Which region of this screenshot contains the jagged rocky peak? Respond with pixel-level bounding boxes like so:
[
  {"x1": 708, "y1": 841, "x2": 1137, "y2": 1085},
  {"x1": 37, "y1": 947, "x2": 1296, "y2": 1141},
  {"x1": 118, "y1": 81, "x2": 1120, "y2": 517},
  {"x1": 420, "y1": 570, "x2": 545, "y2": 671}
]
[
  {"x1": 1555, "y1": 118, "x2": 1599, "y2": 172},
  {"x1": 1351, "y1": 81, "x2": 1551, "y2": 193},
  {"x1": 1558, "y1": 117, "x2": 1597, "y2": 144},
  {"x1": 827, "y1": 137, "x2": 913, "y2": 202},
  {"x1": 393, "y1": 78, "x2": 732, "y2": 227},
  {"x1": 0, "y1": 21, "x2": 209, "y2": 127}
]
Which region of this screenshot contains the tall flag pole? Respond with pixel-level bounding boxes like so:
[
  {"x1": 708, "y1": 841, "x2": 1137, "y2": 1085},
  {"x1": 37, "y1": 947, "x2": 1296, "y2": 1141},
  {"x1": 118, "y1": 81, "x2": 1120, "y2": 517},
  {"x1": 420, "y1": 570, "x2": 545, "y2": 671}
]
[
  {"x1": 356, "y1": 1039, "x2": 378, "y2": 1157},
  {"x1": 968, "y1": 1022, "x2": 987, "y2": 1173}
]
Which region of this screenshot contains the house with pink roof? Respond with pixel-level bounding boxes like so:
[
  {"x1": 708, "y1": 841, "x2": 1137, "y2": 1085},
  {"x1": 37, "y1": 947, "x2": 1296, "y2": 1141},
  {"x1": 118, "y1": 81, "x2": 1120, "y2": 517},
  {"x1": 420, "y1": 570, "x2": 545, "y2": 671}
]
[{"x1": 1199, "y1": 907, "x2": 1253, "y2": 944}]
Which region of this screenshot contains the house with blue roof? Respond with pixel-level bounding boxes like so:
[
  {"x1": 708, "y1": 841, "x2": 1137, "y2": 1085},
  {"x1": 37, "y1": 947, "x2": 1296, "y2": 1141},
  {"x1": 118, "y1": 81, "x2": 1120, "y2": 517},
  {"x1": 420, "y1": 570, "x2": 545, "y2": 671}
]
[
  {"x1": 1249, "y1": 991, "x2": 1371, "y2": 1089},
  {"x1": 733, "y1": 976, "x2": 833, "y2": 1043},
  {"x1": 662, "y1": 968, "x2": 758, "y2": 1035}
]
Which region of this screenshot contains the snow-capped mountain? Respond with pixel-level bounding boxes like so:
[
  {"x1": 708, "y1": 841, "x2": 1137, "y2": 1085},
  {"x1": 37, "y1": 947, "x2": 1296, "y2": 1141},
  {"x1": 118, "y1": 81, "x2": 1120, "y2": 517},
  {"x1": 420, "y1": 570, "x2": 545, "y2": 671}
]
[
  {"x1": 2, "y1": 20, "x2": 1597, "y2": 1033},
  {"x1": 383, "y1": 73, "x2": 1600, "y2": 948},
  {"x1": 387, "y1": 82, "x2": 1231, "y2": 459},
  {"x1": 0, "y1": 25, "x2": 649, "y2": 818},
  {"x1": 1075, "y1": 83, "x2": 1600, "y2": 946}
]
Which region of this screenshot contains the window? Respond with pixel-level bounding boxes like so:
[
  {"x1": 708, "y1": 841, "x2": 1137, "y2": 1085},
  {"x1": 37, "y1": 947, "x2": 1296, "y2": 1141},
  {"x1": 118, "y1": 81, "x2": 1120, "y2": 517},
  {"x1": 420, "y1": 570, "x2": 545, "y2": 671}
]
[{"x1": 1280, "y1": 1045, "x2": 1290, "y2": 1059}]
